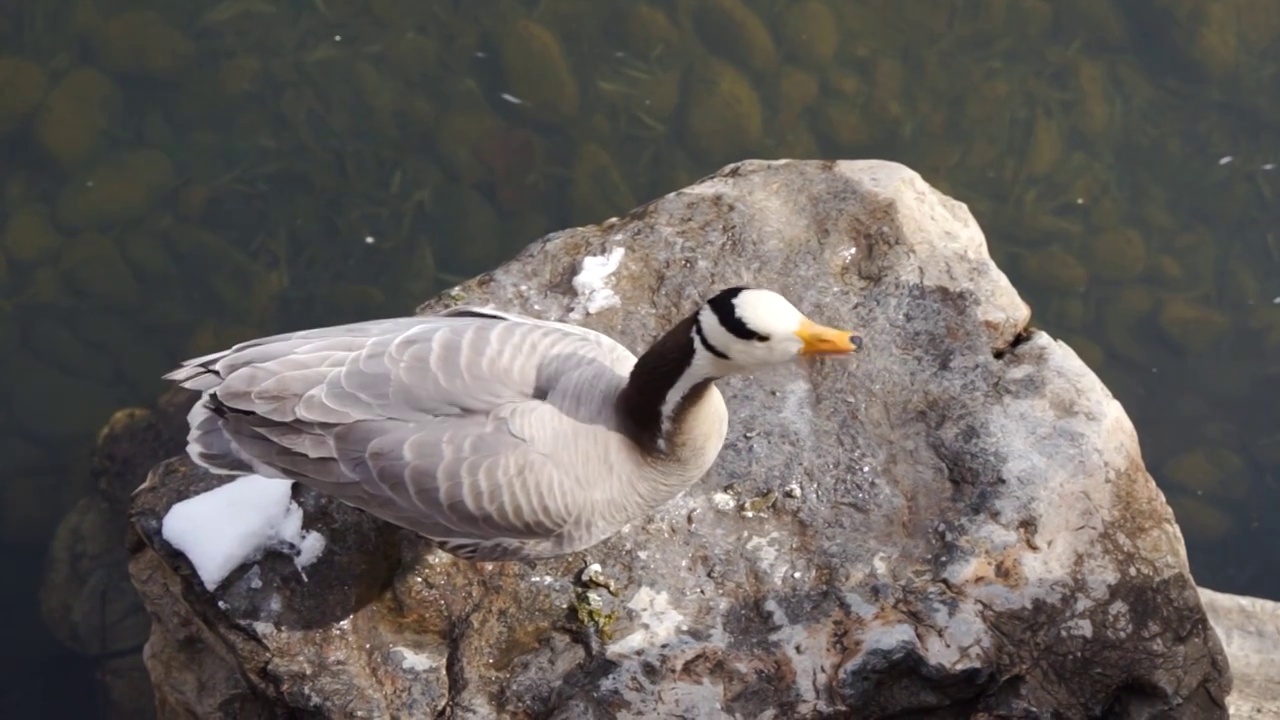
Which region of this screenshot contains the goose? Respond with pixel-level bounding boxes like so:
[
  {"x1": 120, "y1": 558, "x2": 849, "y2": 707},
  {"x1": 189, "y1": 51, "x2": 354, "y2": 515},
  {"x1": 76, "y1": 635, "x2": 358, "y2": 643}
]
[{"x1": 164, "y1": 286, "x2": 861, "y2": 561}]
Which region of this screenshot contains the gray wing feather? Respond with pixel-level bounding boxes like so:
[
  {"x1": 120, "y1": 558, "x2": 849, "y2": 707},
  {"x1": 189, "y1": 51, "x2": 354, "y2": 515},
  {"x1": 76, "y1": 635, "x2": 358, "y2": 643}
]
[{"x1": 167, "y1": 309, "x2": 637, "y2": 549}]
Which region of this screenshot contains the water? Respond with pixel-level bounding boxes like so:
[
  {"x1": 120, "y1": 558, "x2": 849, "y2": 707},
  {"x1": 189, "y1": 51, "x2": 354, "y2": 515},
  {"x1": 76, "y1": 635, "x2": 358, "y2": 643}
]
[{"x1": 2, "y1": 0, "x2": 1277, "y2": 716}]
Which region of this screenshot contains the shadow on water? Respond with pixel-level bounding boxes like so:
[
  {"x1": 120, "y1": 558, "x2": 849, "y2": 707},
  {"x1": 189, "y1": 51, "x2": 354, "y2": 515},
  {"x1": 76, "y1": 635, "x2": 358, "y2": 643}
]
[{"x1": 1, "y1": 0, "x2": 1278, "y2": 715}]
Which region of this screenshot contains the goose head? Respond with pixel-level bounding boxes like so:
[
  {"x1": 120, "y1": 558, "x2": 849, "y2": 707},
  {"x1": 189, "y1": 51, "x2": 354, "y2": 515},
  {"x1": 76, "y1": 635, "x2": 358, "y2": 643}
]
[{"x1": 692, "y1": 287, "x2": 862, "y2": 374}]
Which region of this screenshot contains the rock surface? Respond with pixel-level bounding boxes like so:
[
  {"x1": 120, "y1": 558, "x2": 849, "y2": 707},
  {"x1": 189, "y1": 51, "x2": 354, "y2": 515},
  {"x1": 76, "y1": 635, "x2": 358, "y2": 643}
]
[
  {"x1": 1199, "y1": 588, "x2": 1280, "y2": 719},
  {"x1": 128, "y1": 159, "x2": 1234, "y2": 718}
]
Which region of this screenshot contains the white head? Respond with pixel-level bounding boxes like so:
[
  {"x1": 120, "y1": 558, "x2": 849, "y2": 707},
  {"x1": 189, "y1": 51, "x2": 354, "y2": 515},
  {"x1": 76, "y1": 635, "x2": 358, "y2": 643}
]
[{"x1": 691, "y1": 287, "x2": 861, "y2": 374}]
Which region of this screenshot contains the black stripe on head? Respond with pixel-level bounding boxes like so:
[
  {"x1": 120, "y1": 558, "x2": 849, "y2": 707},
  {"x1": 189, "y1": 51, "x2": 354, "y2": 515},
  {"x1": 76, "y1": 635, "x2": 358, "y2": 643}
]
[
  {"x1": 707, "y1": 287, "x2": 769, "y2": 342},
  {"x1": 694, "y1": 317, "x2": 730, "y2": 359}
]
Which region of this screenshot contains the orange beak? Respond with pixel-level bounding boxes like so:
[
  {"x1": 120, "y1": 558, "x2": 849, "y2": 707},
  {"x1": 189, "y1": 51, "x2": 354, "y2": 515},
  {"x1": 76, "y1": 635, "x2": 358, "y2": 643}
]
[{"x1": 795, "y1": 318, "x2": 862, "y2": 355}]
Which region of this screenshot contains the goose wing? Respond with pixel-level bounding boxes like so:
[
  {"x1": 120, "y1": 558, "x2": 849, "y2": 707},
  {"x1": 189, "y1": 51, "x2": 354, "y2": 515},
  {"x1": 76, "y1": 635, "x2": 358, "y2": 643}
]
[{"x1": 166, "y1": 308, "x2": 638, "y2": 554}]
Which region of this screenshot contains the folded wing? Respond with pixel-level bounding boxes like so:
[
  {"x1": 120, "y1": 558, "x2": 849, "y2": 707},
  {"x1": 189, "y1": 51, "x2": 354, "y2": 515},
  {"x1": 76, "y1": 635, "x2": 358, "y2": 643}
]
[{"x1": 165, "y1": 308, "x2": 637, "y2": 555}]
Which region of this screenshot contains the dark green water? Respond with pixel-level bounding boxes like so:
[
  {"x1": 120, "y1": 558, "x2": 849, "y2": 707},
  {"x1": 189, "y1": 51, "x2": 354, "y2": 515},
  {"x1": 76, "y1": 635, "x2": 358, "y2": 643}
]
[{"x1": 2, "y1": 0, "x2": 1277, "y2": 716}]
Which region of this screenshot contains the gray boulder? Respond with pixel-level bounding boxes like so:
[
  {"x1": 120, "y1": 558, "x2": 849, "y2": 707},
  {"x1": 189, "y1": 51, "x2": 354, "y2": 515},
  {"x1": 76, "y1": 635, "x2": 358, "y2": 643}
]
[{"x1": 128, "y1": 159, "x2": 1232, "y2": 718}]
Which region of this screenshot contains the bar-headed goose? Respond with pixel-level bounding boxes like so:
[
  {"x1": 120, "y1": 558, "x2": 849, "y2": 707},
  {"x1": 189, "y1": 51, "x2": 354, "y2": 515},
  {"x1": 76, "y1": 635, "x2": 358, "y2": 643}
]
[{"x1": 165, "y1": 287, "x2": 861, "y2": 561}]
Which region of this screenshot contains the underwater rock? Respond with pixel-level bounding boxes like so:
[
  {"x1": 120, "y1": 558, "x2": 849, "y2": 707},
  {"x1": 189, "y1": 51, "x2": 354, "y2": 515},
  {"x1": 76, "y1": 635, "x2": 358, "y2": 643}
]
[
  {"x1": 40, "y1": 494, "x2": 150, "y2": 658},
  {"x1": 33, "y1": 66, "x2": 122, "y2": 170},
  {"x1": 1083, "y1": 226, "x2": 1147, "y2": 282},
  {"x1": 769, "y1": 120, "x2": 821, "y2": 159},
  {"x1": 813, "y1": 97, "x2": 872, "y2": 149},
  {"x1": 1147, "y1": 0, "x2": 1280, "y2": 81},
  {"x1": 93, "y1": 10, "x2": 195, "y2": 79},
  {"x1": 58, "y1": 231, "x2": 143, "y2": 310},
  {"x1": 130, "y1": 159, "x2": 1232, "y2": 719},
  {"x1": 217, "y1": 54, "x2": 263, "y2": 97},
  {"x1": 1016, "y1": 247, "x2": 1089, "y2": 291},
  {"x1": 775, "y1": 65, "x2": 820, "y2": 131},
  {"x1": 433, "y1": 184, "x2": 503, "y2": 274},
  {"x1": 55, "y1": 148, "x2": 177, "y2": 230},
  {"x1": 167, "y1": 225, "x2": 278, "y2": 324},
  {"x1": 73, "y1": 309, "x2": 172, "y2": 397},
  {"x1": 1157, "y1": 296, "x2": 1231, "y2": 355},
  {"x1": 779, "y1": 1, "x2": 839, "y2": 68},
  {"x1": 8, "y1": 348, "x2": 123, "y2": 440},
  {"x1": 694, "y1": 0, "x2": 778, "y2": 76},
  {"x1": 623, "y1": 68, "x2": 683, "y2": 124},
  {"x1": 2, "y1": 204, "x2": 64, "y2": 266},
  {"x1": 1167, "y1": 492, "x2": 1233, "y2": 541},
  {"x1": 681, "y1": 57, "x2": 763, "y2": 165},
  {"x1": 1075, "y1": 57, "x2": 1113, "y2": 137},
  {"x1": 1163, "y1": 446, "x2": 1251, "y2": 502},
  {"x1": 1099, "y1": 285, "x2": 1158, "y2": 365},
  {"x1": 618, "y1": 4, "x2": 682, "y2": 58},
  {"x1": 120, "y1": 230, "x2": 179, "y2": 281},
  {"x1": 433, "y1": 109, "x2": 506, "y2": 184},
  {"x1": 568, "y1": 142, "x2": 636, "y2": 227},
  {"x1": 495, "y1": 19, "x2": 579, "y2": 124},
  {"x1": 182, "y1": 321, "x2": 263, "y2": 360},
  {"x1": 1025, "y1": 110, "x2": 1063, "y2": 178},
  {"x1": 25, "y1": 314, "x2": 115, "y2": 383},
  {"x1": 0, "y1": 56, "x2": 49, "y2": 134}
]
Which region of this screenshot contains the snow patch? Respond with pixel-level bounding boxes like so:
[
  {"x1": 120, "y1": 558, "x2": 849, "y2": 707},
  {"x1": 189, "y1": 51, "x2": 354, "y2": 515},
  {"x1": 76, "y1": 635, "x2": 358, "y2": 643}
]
[
  {"x1": 161, "y1": 474, "x2": 328, "y2": 591},
  {"x1": 569, "y1": 246, "x2": 625, "y2": 320}
]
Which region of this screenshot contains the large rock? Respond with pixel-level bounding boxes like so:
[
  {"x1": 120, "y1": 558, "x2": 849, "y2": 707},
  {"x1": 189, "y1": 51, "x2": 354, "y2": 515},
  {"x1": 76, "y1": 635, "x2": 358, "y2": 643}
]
[
  {"x1": 128, "y1": 160, "x2": 1233, "y2": 718},
  {"x1": 1199, "y1": 588, "x2": 1280, "y2": 719}
]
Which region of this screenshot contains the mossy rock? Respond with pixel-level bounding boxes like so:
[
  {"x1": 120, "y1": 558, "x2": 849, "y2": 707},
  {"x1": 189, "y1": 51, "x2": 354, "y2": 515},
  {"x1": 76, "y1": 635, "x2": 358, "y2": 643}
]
[
  {"x1": 0, "y1": 57, "x2": 48, "y2": 134},
  {"x1": 55, "y1": 148, "x2": 176, "y2": 231},
  {"x1": 495, "y1": 19, "x2": 579, "y2": 125},
  {"x1": 682, "y1": 57, "x2": 762, "y2": 165},
  {"x1": 779, "y1": 2, "x2": 838, "y2": 69},
  {"x1": 2, "y1": 204, "x2": 64, "y2": 265},
  {"x1": 33, "y1": 67, "x2": 122, "y2": 170},
  {"x1": 694, "y1": 0, "x2": 777, "y2": 76},
  {"x1": 93, "y1": 10, "x2": 194, "y2": 79}
]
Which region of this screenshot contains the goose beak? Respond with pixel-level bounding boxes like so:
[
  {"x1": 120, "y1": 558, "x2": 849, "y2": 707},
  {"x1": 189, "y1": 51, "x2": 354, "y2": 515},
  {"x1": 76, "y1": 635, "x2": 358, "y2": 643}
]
[{"x1": 796, "y1": 318, "x2": 862, "y2": 355}]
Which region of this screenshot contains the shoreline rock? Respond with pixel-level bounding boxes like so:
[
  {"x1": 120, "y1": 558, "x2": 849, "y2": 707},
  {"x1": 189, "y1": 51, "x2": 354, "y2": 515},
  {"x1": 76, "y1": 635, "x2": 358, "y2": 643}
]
[{"x1": 128, "y1": 159, "x2": 1238, "y2": 718}]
